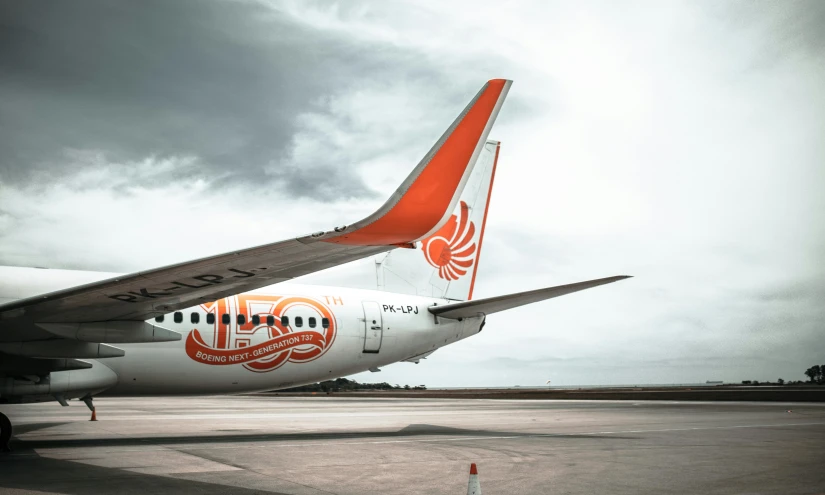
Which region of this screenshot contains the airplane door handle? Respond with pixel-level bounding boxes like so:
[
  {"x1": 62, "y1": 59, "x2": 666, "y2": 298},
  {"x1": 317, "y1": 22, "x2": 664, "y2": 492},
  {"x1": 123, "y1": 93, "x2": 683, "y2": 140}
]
[{"x1": 370, "y1": 325, "x2": 381, "y2": 330}]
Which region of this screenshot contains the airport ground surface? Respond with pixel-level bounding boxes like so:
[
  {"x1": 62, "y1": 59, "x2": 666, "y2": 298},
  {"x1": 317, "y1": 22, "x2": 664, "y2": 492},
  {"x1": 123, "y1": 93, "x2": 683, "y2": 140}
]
[
  {"x1": 273, "y1": 385, "x2": 825, "y2": 402},
  {"x1": 1, "y1": 397, "x2": 824, "y2": 494}
]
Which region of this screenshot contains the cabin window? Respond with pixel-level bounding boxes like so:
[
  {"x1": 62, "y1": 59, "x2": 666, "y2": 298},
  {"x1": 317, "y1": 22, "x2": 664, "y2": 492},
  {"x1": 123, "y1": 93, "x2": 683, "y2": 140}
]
[
  {"x1": 237, "y1": 314, "x2": 246, "y2": 325},
  {"x1": 251, "y1": 315, "x2": 260, "y2": 325},
  {"x1": 322, "y1": 317, "x2": 330, "y2": 328},
  {"x1": 206, "y1": 313, "x2": 215, "y2": 324},
  {"x1": 173, "y1": 312, "x2": 183, "y2": 323},
  {"x1": 266, "y1": 315, "x2": 275, "y2": 326},
  {"x1": 155, "y1": 315, "x2": 164, "y2": 323},
  {"x1": 294, "y1": 316, "x2": 303, "y2": 327},
  {"x1": 191, "y1": 312, "x2": 199, "y2": 324},
  {"x1": 221, "y1": 313, "x2": 230, "y2": 325},
  {"x1": 308, "y1": 317, "x2": 317, "y2": 328}
]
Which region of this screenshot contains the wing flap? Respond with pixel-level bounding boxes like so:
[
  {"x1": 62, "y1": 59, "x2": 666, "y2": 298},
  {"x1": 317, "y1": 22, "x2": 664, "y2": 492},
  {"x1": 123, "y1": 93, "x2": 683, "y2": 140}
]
[{"x1": 429, "y1": 276, "x2": 631, "y2": 320}]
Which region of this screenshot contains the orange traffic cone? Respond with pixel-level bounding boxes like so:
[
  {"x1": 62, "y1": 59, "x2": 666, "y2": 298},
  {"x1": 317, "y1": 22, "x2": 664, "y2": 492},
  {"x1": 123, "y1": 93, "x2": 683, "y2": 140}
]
[
  {"x1": 89, "y1": 409, "x2": 97, "y2": 421},
  {"x1": 467, "y1": 463, "x2": 481, "y2": 495}
]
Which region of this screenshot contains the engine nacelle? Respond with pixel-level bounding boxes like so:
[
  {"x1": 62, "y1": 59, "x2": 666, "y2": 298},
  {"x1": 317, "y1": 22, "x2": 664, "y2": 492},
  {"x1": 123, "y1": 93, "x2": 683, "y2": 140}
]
[{"x1": 0, "y1": 361, "x2": 117, "y2": 402}]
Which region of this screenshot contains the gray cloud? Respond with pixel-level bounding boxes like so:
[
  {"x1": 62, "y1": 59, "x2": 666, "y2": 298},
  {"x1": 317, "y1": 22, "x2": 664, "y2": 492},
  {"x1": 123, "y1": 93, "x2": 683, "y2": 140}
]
[
  {"x1": 714, "y1": 0, "x2": 825, "y2": 62},
  {"x1": 0, "y1": 0, "x2": 463, "y2": 198}
]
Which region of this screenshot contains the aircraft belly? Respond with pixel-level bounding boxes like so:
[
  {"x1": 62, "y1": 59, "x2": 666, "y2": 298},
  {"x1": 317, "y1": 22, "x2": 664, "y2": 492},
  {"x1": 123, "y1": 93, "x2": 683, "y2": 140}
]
[{"x1": 101, "y1": 331, "x2": 364, "y2": 396}]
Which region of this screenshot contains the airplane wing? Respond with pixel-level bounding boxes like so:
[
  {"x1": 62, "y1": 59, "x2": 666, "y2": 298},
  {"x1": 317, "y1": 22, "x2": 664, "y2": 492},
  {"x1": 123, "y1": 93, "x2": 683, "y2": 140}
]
[
  {"x1": 0, "y1": 80, "x2": 512, "y2": 337},
  {"x1": 429, "y1": 276, "x2": 631, "y2": 319}
]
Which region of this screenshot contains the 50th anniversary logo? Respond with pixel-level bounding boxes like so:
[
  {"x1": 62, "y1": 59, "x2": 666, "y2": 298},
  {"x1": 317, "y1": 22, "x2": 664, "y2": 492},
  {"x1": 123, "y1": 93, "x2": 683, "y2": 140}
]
[{"x1": 184, "y1": 295, "x2": 336, "y2": 373}]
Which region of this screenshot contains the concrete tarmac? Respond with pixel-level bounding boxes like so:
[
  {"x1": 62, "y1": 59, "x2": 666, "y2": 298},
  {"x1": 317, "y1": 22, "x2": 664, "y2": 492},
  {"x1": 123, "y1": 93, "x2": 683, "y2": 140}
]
[{"x1": 1, "y1": 397, "x2": 824, "y2": 494}]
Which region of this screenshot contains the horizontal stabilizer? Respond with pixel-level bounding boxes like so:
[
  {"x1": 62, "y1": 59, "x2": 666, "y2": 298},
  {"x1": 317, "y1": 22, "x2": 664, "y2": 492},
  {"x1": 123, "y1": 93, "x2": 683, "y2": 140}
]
[{"x1": 428, "y1": 276, "x2": 631, "y2": 319}]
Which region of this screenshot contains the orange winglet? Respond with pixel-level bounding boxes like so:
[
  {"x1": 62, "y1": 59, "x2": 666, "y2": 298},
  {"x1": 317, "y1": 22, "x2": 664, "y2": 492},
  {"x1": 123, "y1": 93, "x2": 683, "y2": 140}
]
[{"x1": 327, "y1": 79, "x2": 510, "y2": 246}]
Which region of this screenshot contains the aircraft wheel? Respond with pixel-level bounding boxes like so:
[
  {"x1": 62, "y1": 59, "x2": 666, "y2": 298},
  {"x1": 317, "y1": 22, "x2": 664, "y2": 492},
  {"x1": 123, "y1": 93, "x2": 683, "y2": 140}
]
[{"x1": 0, "y1": 411, "x2": 12, "y2": 452}]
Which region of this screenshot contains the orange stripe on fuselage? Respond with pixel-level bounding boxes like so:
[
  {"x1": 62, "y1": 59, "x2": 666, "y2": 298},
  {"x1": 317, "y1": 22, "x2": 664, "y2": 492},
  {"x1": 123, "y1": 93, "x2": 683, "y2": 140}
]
[
  {"x1": 327, "y1": 79, "x2": 508, "y2": 246},
  {"x1": 467, "y1": 142, "x2": 500, "y2": 301}
]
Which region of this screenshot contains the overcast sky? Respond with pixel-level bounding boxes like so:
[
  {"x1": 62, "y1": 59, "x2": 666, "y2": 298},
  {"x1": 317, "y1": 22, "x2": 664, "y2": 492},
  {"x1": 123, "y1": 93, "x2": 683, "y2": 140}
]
[{"x1": 1, "y1": 0, "x2": 823, "y2": 386}]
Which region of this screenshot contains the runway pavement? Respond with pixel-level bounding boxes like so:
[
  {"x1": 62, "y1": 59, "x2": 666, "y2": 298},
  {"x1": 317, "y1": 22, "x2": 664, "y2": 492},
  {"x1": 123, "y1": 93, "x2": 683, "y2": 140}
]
[{"x1": 1, "y1": 396, "x2": 824, "y2": 494}]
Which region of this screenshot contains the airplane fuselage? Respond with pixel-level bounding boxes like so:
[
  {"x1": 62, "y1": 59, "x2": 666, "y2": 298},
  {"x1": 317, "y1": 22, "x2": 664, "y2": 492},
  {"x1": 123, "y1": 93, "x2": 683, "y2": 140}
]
[{"x1": 0, "y1": 266, "x2": 482, "y2": 400}]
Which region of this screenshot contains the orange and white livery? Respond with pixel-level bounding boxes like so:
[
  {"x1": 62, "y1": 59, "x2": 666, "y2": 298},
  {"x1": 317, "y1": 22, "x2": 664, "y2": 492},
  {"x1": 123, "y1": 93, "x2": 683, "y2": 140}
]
[{"x1": 0, "y1": 79, "x2": 629, "y2": 450}]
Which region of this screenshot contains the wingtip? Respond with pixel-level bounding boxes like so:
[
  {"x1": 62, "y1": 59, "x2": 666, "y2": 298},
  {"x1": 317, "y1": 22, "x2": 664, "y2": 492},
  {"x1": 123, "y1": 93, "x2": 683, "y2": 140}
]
[
  {"x1": 470, "y1": 463, "x2": 478, "y2": 475},
  {"x1": 325, "y1": 79, "x2": 510, "y2": 247}
]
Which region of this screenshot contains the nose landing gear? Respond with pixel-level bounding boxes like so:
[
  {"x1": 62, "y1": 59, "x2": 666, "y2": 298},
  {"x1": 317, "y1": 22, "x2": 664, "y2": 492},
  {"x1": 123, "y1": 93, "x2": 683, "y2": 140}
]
[{"x1": 0, "y1": 411, "x2": 11, "y2": 452}]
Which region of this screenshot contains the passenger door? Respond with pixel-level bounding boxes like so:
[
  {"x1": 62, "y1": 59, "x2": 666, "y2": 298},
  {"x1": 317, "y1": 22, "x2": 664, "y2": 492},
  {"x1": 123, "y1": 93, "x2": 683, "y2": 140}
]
[{"x1": 361, "y1": 301, "x2": 383, "y2": 353}]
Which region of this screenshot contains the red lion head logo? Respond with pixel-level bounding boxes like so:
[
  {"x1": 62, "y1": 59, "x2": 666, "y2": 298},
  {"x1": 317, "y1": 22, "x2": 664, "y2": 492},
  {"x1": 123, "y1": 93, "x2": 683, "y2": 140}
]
[{"x1": 421, "y1": 201, "x2": 476, "y2": 280}]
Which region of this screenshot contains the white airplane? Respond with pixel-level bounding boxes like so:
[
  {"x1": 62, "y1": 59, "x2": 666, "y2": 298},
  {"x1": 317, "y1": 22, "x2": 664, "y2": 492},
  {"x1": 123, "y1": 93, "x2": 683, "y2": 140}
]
[{"x1": 0, "y1": 79, "x2": 629, "y2": 450}]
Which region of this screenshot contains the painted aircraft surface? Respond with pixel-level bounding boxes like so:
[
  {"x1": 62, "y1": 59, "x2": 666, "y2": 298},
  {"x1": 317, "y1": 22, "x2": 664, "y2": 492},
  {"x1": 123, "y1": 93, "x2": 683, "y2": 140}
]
[{"x1": 0, "y1": 79, "x2": 629, "y2": 450}]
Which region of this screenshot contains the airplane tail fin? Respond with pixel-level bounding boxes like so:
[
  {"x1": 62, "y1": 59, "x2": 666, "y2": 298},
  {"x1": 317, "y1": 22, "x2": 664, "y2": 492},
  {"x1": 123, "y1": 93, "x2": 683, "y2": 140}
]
[{"x1": 376, "y1": 139, "x2": 501, "y2": 301}]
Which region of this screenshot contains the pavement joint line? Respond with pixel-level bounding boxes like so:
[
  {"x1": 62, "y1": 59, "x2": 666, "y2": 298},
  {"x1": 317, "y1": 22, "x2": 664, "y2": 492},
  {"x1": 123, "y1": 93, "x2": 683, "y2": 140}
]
[{"x1": 18, "y1": 420, "x2": 825, "y2": 457}]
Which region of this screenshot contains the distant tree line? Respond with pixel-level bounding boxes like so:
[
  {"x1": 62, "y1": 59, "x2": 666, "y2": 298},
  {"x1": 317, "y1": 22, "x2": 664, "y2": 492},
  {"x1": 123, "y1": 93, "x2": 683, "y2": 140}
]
[
  {"x1": 738, "y1": 364, "x2": 824, "y2": 386},
  {"x1": 740, "y1": 380, "x2": 795, "y2": 385},
  {"x1": 804, "y1": 365, "x2": 825, "y2": 384},
  {"x1": 279, "y1": 377, "x2": 427, "y2": 393}
]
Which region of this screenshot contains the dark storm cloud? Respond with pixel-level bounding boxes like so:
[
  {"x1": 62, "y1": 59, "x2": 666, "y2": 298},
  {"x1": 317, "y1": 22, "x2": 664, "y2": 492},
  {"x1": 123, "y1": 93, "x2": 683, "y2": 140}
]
[{"x1": 0, "y1": 0, "x2": 444, "y2": 198}]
